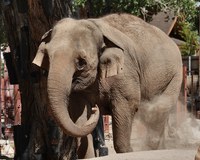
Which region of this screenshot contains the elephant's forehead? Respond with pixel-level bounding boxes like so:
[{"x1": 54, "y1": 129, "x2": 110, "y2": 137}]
[
  {"x1": 50, "y1": 32, "x2": 97, "y2": 53},
  {"x1": 48, "y1": 36, "x2": 97, "y2": 58},
  {"x1": 48, "y1": 19, "x2": 100, "y2": 57},
  {"x1": 51, "y1": 28, "x2": 95, "y2": 49},
  {"x1": 53, "y1": 20, "x2": 92, "y2": 37},
  {"x1": 53, "y1": 18, "x2": 79, "y2": 32},
  {"x1": 49, "y1": 33, "x2": 96, "y2": 50}
]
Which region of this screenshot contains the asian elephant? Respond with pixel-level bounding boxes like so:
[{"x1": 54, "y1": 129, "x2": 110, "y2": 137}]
[{"x1": 33, "y1": 13, "x2": 182, "y2": 157}]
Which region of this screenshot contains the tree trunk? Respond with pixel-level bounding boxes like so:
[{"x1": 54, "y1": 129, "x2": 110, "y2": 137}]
[{"x1": 2, "y1": 0, "x2": 74, "y2": 159}]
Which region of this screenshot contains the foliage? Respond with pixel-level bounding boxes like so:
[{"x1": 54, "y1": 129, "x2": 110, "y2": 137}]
[
  {"x1": 72, "y1": 0, "x2": 198, "y2": 23},
  {"x1": 150, "y1": 0, "x2": 197, "y2": 22},
  {"x1": 72, "y1": 0, "x2": 156, "y2": 18},
  {"x1": 72, "y1": 0, "x2": 87, "y2": 7},
  {"x1": 179, "y1": 21, "x2": 199, "y2": 56}
]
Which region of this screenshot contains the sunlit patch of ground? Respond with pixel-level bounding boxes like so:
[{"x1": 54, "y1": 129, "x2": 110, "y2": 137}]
[{"x1": 0, "y1": 139, "x2": 14, "y2": 159}]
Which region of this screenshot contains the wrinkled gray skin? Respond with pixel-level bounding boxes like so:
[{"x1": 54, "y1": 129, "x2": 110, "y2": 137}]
[{"x1": 33, "y1": 14, "x2": 182, "y2": 158}]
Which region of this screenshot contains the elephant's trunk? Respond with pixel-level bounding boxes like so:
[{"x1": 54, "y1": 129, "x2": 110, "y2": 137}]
[{"x1": 47, "y1": 61, "x2": 99, "y2": 137}]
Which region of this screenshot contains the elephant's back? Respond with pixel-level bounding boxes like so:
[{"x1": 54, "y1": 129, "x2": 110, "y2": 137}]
[
  {"x1": 101, "y1": 13, "x2": 182, "y2": 63},
  {"x1": 102, "y1": 13, "x2": 182, "y2": 98},
  {"x1": 101, "y1": 13, "x2": 147, "y2": 29}
]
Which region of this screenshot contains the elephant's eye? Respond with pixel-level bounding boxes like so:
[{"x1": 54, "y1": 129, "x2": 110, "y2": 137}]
[{"x1": 75, "y1": 57, "x2": 87, "y2": 71}]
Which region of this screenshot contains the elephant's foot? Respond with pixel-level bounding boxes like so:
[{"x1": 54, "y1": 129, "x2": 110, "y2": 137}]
[
  {"x1": 146, "y1": 136, "x2": 160, "y2": 150},
  {"x1": 145, "y1": 128, "x2": 165, "y2": 150},
  {"x1": 114, "y1": 142, "x2": 133, "y2": 153},
  {"x1": 114, "y1": 147, "x2": 133, "y2": 153},
  {"x1": 195, "y1": 146, "x2": 200, "y2": 160}
]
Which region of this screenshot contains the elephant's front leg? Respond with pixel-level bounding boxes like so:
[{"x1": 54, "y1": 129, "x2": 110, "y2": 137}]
[
  {"x1": 111, "y1": 99, "x2": 136, "y2": 153},
  {"x1": 73, "y1": 100, "x2": 96, "y2": 159},
  {"x1": 77, "y1": 134, "x2": 95, "y2": 159}
]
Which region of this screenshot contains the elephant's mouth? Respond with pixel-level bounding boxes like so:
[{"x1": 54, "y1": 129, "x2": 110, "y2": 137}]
[
  {"x1": 71, "y1": 75, "x2": 96, "y2": 92},
  {"x1": 72, "y1": 77, "x2": 80, "y2": 84},
  {"x1": 72, "y1": 77, "x2": 81, "y2": 90},
  {"x1": 71, "y1": 77, "x2": 88, "y2": 91}
]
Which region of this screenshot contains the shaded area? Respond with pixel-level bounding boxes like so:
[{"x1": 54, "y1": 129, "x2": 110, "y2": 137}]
[{"x1": 0, "y1": 155, "x2": 13, "y2": 160}]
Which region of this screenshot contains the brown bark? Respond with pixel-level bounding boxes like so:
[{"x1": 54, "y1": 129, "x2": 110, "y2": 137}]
[{"x1": 2, "y1": 0, "x2": 73, "y2": 159}]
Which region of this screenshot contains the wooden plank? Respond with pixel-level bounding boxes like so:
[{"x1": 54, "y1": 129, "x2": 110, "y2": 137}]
[{"x1": 150, "y1": 11, "x2": 177, "y2": 35}]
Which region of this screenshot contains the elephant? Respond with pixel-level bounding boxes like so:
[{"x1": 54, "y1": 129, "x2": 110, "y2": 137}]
[{"x1": 33, "y1": 13, "x2": 182, "y2": 157}]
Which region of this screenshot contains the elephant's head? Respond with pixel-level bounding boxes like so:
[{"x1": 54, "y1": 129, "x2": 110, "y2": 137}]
[{"x1": 33, "y1": 18, "x2": 126, "y2": 137}]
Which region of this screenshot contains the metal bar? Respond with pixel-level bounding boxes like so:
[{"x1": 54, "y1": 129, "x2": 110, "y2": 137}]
[
  {"x1": 199, "y1": 12, "x2": 200, "y2": 97},
  {"x1": 189, "y1": 56, "x2": 191, "y2": 76},
  {"x1": 183, "y1": 66, "x2": 187, "y2": 115}
]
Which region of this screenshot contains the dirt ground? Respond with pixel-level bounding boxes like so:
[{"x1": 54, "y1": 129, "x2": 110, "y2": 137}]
[
  {"x1": 87, "y1": 111, "x2": 200, "y2": 160},
  {"x1": 87, "y1": 149, "x2": 197, "y2": 160},
  {"x1": 97, "y1": 136, "x2": 198, "y2": 160}
]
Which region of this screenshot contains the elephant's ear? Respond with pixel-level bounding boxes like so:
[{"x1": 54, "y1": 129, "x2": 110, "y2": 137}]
[
  {"x1": 32, "y1": 29, "x2": 52, "y2": 69},
  {"x1": 100, "y1": 47, "x2": 124, "y2": 78},
  {"x1": 91, "y1": 19, "x2": 132, "y2": 51},
  {"x1": 90, "y1": 19, "x2": 130, "y2": 78}
]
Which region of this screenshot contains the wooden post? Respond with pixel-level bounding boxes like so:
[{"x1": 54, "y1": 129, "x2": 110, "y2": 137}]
[{"x1": 1, "y1": 67, "x2": 5, "y2": 138}]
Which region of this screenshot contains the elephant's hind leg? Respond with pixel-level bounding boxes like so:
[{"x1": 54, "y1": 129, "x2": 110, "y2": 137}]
[
  {"x1": 140, "y1": 73, "x2": 182, "y2": 149},
  {"x1": 139, "y1": 95, "x2": 173, "y2": 149}
]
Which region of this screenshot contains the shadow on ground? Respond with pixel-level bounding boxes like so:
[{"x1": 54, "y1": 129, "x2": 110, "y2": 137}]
[{"x1": 0, "y1": 155, "x2": 13, "y2": 160}]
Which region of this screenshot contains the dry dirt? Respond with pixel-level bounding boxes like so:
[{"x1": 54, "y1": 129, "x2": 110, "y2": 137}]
[
  {"x1": 87, "y1": 149, "x2": 196, "y2": 160},
  {"x1": 85, "y1": 107, "x2": 200, "y2": 160}
]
